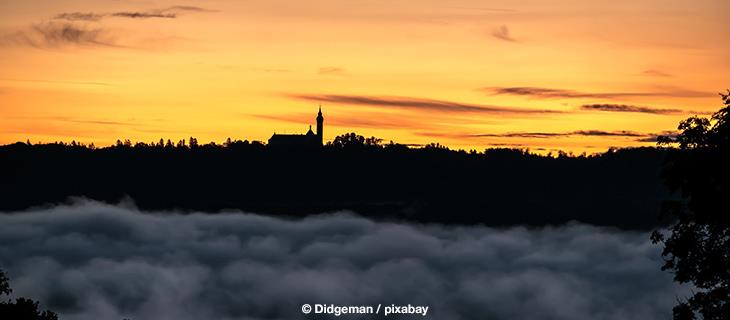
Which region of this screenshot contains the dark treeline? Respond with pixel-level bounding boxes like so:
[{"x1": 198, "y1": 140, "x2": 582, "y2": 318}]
[{"x1": 0, "y1": 135, "x2": 672, "y2": 229}]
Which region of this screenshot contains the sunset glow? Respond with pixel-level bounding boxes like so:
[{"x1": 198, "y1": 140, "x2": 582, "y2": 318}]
[{"x1": 1, "y1": 0, "x2": 728, "y2": 153}]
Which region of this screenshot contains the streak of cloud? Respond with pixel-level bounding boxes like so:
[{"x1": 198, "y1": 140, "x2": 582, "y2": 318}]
[
  {"x1": 111, "y1": 12, "x2": 176, "y2": 19},
  {"x1": 491, "y1": 25, "x2": 516, "y2": 42},
  {"x1": 0, "y1": 200, "x2": 686, "y2": 320},
  {"x1": 287, "y1": 94, "x2": 562, "y2": 114},
  {"x1": 255, "y1": 113, "x2": 421, "y2": 130},
  {"x1": 318, "y1": 67, "x2": 347, "y2": 76},
  {"x1": 445, "y1": 7, "x2": 517, "y2": 13},
  {"x1": 49, "y1": 116, "x2": 131, "y2": 126},
  {"x1": 483, "y1": 86, "x2": 710, "y2": 99},
  {"x1": 580, "y1": 104, "x2": 683, "y2": 115},
  {"x1": 0, "y1": 22, "x2": 119, "y2": 48},
  {"x1": 470, "y1": 130, "x2": 646, "y2": 139},
  {"x1": 53, "y1": 6, "x2": 215, "y2": 21},
  {"x1": 0, "y1": 78, "x2": 111, "y2": 86},
  {"x1": 53, "y1": 12, "x2": 104, "y2": 21},
  {"x1": 641, "y1": 69, "x2": 672, "y2": 77},
  {"x1": 635, "y1": 131, "x2": 679, "y2": 143},
  {"x1": 420, "y1": 129, "x2": 675, "y2": 142}
]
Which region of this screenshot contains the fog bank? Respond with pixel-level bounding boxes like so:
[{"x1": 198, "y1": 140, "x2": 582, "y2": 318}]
[{"x1": 0, "y1": 200, "x2": 684, "y2": 320}]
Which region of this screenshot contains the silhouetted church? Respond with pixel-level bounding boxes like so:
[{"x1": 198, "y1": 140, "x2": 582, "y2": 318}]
[{"x1": 268, "y1": 107, "x2": 324, "y2": 148}]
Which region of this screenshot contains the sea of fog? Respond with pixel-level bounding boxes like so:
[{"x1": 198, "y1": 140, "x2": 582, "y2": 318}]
[{"x1": 0, "y1": 200, "x2": 686, "y2": 320}]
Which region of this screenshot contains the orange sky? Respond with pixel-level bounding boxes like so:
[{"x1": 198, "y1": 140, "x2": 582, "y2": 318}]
[{"x1": 1, "y1": 0, "x2": 728, "y2": 153}]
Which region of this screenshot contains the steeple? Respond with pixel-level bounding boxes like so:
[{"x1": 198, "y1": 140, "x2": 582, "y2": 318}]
[{"x1": 316, "y1": 105, "x2": 324, "y2": 145}]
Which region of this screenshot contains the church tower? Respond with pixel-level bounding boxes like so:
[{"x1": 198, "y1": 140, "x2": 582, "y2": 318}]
[{"x1": 316, "y1": 106, "x2": 324, "y2": 145}]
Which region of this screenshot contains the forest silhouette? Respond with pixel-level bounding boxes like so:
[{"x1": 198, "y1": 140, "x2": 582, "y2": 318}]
[{"x1": 0, "y1": 134, "x2": 671, "y2": 229}]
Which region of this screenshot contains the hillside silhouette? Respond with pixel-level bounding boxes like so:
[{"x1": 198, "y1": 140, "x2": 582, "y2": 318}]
[{"x1": 0, "y1": 137, "x2": 671, "y2": 229}]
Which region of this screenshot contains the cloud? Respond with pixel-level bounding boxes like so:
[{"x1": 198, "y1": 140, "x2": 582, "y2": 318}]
[
  {"x1": 0, "y1": 200, "x2": 685, "y2": 320},
  {"x1": 49, "y1": 116, "x2": 131, "y2": 126},
  {"x1": 470, "y1": 130, "x2": 646, "y2": 139},
  {"x1": 251, "y1": 68, "x2": 291, "y2": 73},
  {"x1": 444, "y1": 7, "x2": 517, "y2": 13},
  {"x1": 166, "y1": 6, "x2": 213, "y2": 13},
  {"x1": 53, "y1": 12, "x2": 104, "y2": 21},
  {"x1": 3, "y1": 5, "x2": 216, "y2": 49},
  {"x1": 571, "y1": 130, "x2": 645, "y2": 137},
  {"x1": 483, "y1": 86, "x2": 710, "y2": 99},
  {"x1": 463, "y1": 129, "x2": 682, "y2": 144},
  {"x1": 318, "y1": 67, "x2": 347, "y2": 76},
  {"x1": 641, "y1": 70, "x2": 672, "y2": 77},
  {"x1": 491, "y1": 25, "x2": 516, "y2": 42},
  {"x1": 0, "y1": 22, "x2": 118, "y2": 48},
  {"x1": 253, "y1": 110, "x2": 463, "y2": 132},
  {"x1": 111, "y1": 12, "x2": 177, "y2": 19},
  {"x1": 580, "y1": 104, "x2": 683, "y2": 115},
  {"x1": 255, "y1": 113, "x2": 421, "y2": 130},
  {"x1": 634, "y1": 131, "x2": 679, "y2": 143},
  {"x1": 54, "y1": 6, "x2": 214, "y2": 21},
  {"x1": 287, "y1": 94, "x2": 562, "y2": 114},
  {"x1": 0, "y1": 78, "x2": 110, "y2": 86}
]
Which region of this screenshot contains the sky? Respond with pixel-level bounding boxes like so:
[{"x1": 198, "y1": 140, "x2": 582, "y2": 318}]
[{"x1": 0, "y1": 0, "x2": 728, "y2": 153}]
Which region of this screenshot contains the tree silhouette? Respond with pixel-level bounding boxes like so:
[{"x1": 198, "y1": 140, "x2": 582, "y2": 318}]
[
  {"x1": 652, "y1": 90, "x2": 730, "y2": 320},
  {"x1": 0, "y1": 269, "x2": 58, "y2": 320},
  {"x1": 0, "y1": 131, "x2": 671, "y2": 229},
  {"x1": 0, "y1": 270, "x2": 10, "y2": 296}
]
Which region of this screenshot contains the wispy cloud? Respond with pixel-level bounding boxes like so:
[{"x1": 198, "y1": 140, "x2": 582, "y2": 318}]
[
  {"x1": 419, "y1": 130, "x2": 676, "y2": 143},
  {"x1": 318, "y1": 67, "x2": 347, "y2": 76},
  {"x1": 50, "y1": 116, "x2": 131, "y2": 126},
  {"x1": 53, "y1": 12, "x2": 104, "y2": 21},
  {"x1": 166, "y1": 6, "x2": 213, "y2": 13},
  {"x1": 444, "y1": 6, "x2": 517, "y2": 13},
  {"x1": 470, "y1": 130, "x2": 646, "y2": 139},
  {"x1": 256, "y1": 111, "x2": 445, "y2": 132},
  {"x1": 251, "y1": 68, "x2": 291, "y2": 73},
  {"x1": 111, "y1": 12, "x2": 177, "y2": 19},
  {"x1": 635, "y1": 131, "x2": 678, "y2": 142},
  {"x1": 491, "y1": 25, "x2": 516, "y2": 42},
  {"x1": 0, "y1": 78, "x2": 110, "y2": 86},
  {"x1": 3, "y1": 5, "x2": 215, "y2": 49},
  {"x1": 641, "y1": 69, "x2": 672, "y2": 77},
  {"x1": 483, "y1": 86, "x2": 710, "y2": 99},
  {"x1": 449, "y1": 129, "x2": 680, "y2": 143},
  {"x1": 287, "y1": 94, "x2": 562, "y2": 114},
  {"x1": 580, "y1": 104, "x2": 684, "y2": 115},
  {"x1": 53, "y1": 6, "x2": 214, "y2": 21},
  {"x1": 0, "y1": 22, "x2": 119, "y2": 48}
]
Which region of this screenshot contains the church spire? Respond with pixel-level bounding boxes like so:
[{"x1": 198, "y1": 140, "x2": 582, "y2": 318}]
[{"x1": 316, "y1": 106, "x2": 324, "y2": 145}]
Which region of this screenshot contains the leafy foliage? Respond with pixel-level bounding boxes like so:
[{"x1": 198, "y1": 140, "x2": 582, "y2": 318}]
[
  {"x1": 0, "y1": 269, "x2": 59, "y2": 320},
  {"x1": 652, "y1": 90, "x2": 730, "y2": 320}
]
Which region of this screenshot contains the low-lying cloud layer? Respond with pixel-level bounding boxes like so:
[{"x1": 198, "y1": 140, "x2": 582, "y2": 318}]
[{"x1": 0, "y1": 201, "x2": 684, "y2": 320}]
